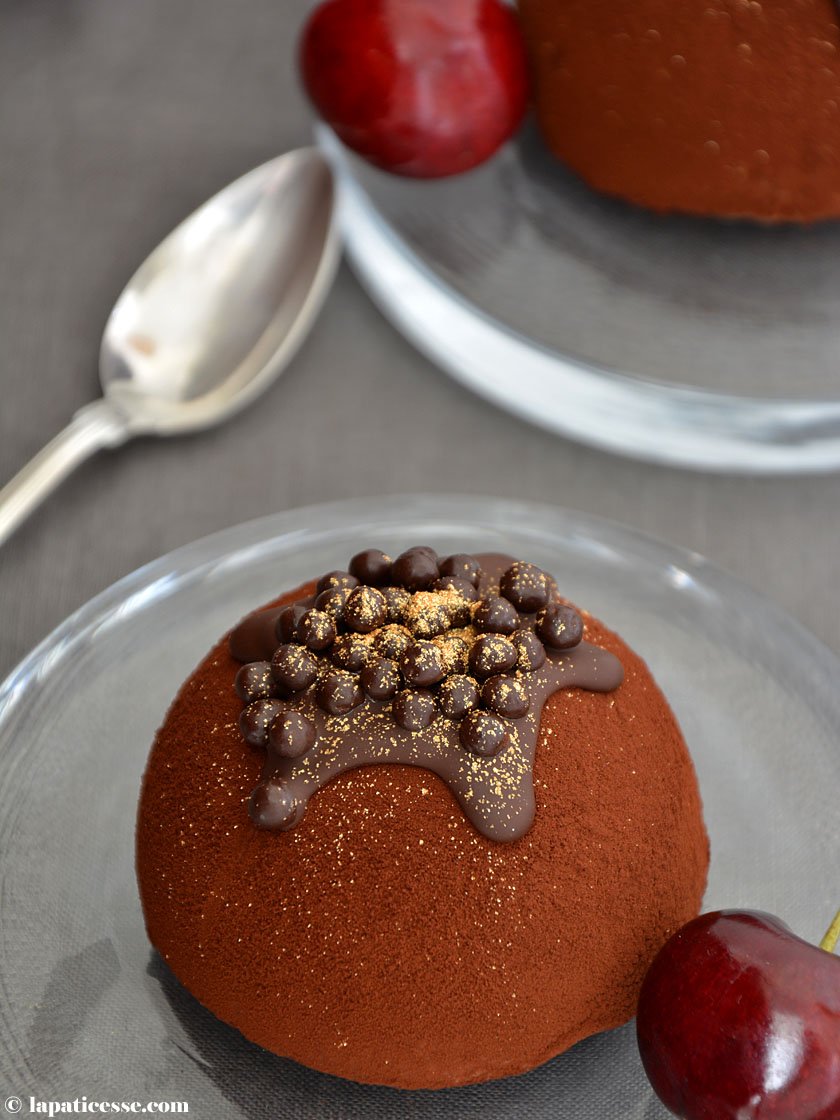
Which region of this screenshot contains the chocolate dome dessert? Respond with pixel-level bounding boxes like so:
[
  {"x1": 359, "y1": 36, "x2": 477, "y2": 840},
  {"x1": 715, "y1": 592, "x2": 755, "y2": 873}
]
[
  {"x1": 518, "y1": 0, "x2": 840, "y2": 221},
  {"x1": 136, "y1": 547, "x2": 709, "y2": 1089}
]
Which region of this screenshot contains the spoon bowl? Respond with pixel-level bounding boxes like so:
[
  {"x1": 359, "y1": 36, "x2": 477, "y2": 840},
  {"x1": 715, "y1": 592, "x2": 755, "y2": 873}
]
[
  {"x1": 102, "y1": 149, "x2": 338, "y2": 434},
  {"x1": 0, "y1": 148, "x2": 340, "y2": 543}
]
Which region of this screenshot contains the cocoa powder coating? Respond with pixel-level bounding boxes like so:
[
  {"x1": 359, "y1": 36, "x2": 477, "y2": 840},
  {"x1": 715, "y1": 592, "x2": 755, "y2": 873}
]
[
  {"x1": 136, "y1": 581, "x2": 709, "y2": 1089},
  {"x1": 519, "y1": 0, "x2": 840, "y2": 221}
]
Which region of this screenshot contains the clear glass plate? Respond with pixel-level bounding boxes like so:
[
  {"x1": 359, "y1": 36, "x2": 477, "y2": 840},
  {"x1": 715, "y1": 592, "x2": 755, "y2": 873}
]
[
  {"x1": 321, "y1": 124, "x2": 840, "y2": 475},
  {"x1": 2, "y1": 494, "x2": 839, "y2": 1118}
]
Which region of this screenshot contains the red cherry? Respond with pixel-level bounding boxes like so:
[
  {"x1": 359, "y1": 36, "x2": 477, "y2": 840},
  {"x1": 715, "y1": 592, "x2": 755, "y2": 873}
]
[
  {"x1": 636, "y1": 908, "x2": 840, "y2": 1120},
  {"x1": 299, "y1": 0, "x2": 529, "y2": 178}
]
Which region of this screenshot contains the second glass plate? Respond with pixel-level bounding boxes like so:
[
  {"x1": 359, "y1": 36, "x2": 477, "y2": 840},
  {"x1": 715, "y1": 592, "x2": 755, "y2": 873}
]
[
  {"x1": 2, "y1": 495, "x2": 839, "y2": 1117},
  {"x1": 322, "y1": 125, "x2": 840, "y2": 474}
]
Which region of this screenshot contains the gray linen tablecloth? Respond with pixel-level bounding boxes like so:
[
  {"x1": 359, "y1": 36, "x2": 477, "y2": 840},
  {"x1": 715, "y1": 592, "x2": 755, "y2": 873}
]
[{"x1": 2, "y1": 3, "x2": 840, "y2": 1117}]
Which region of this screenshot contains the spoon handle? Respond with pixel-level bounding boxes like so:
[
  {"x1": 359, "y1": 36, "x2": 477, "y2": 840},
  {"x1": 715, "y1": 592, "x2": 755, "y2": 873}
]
[{"x1": 0, "y1": 399, "x2": 130, "y2": 547}]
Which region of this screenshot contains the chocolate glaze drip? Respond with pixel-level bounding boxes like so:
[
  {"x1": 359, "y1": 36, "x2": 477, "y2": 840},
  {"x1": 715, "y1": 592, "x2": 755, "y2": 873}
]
[
  {"x1": 230, "y1": 553, "x2": 623, "y2": 842},
  {"x1": 228, "y1": 607, "x2": 286, "y2": 662}
]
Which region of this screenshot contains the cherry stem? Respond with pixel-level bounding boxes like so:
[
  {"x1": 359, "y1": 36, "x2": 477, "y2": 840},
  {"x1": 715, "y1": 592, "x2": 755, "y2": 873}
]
[{"x1": 819, "y1": 908, "x2": 840, "y2": 954}]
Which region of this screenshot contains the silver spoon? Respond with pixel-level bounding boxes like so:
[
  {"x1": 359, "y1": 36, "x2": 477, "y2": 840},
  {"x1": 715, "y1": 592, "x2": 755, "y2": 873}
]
[{"x1": 0, "y1": 147, "x2": 340, "y2": 547}]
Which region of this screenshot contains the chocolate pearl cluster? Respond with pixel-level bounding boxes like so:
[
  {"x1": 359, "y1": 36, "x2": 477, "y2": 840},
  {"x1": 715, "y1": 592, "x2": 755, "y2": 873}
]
[{"x1": 236, "y1": 547, "x2": 583, "y2": 764}]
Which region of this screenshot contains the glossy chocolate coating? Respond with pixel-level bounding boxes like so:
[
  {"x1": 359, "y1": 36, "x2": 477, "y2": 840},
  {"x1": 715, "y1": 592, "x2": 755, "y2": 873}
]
[
  {"x1": 269, "y1": 711, "x2": 317, "y2": 759},
  {"x1": 316, "y1": 671, "x2": 364, "y2": 716},
  {"x1": 234, "y1": 661, "x2": 276, "y2": 703},
  {"x1": 432, "y1": 575, "x2": 479, "y2": 601},
  {"x1": 438, "y1": 674, "x2": 480, "y2": 719},
  {"x1": 372, "y1": 624, "x2": 411, "y2": 661},
  {"x1": 536, "y1": 603, "x2": 584, "y2": 650},
  {"x1": 248, "y1": 780, "x2": 301, "y2": 830},
  {"x1": 349, "y1": 548, "x2": 392, "y2": 586},
  {"x1": 330, "y1": 634, "x2": 370, "y2": 673},
  {"x1": 272, "y1": 644, "x2": 319, "y2": 693},
  {"x1": 239, "y1": 698, "x2": 286, "y2": 747},
  {"x1": 276, "y1": 604, "x2": 309, "y2": 645},
  {"x1": 469, "y1": 634, "x2": 518, "y2": 679},
  {"x1": 405, "y1": 592, "x2": 452, "y2": 638},
  {"x1": 434, "y1": 634, "x2": 470, "y2": 674},
  {"x1": 439, "y1": 553, "x2": 482, "y2": 587},
  {"x1": 391, "y1": 547, "x2": 440, "y2": 591},
  {"x1": 473, "y1": 595, "x2": 520, "y2": 635},
  {"x1": 360, "y1": 656, "x2": 400, "y2": 701},
  {"x1": 344, "y1": 586, "x2": 388, "y2": 633},
  {"x1": 482, "y1": 675, "x2": 529, "y2": 718},
  {"x1": 401, "y1": 640, "x2": 446, "y2": 686},
  {"x1": 511, "y1": 629, "x2": 546, "y2": 672},
  {"x1": 393, "y1": 688, "x2": 437, "y2": 731},
  {"x1": 230, "y1": 552, "x2": 623, "y2": 841},
  {"x1": 316, "y1": 570, "x2": 359, "y2": 594},
  {"x1": 460, "y1": 710, "x2": 511, "y2": 757},
  {"x1": 314, "y1": 586, "x2": 351, "y2": 624},
  {"x1": 500, "y1": 562, "x2": 551, "y2": 613},
  {"x1": 382, "y1": 586, "x2": 411, "y2": 622},
  {"x1": 298, "y1": 609, "x2": 336, "y2": 651}
]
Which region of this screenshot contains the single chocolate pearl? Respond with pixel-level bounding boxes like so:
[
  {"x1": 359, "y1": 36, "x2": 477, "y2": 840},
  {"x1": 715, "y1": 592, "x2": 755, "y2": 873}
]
[
  {"x1": 401, "y1": 640, "x2": 446, "y2": 686},
  {"x1": 314, "y1": 585, "x2": 351, "y2": 625},
  {"x1": 249, "y1": 780, "x2": 300, "y2": 830},
  {"x1": 344, "y1": 585, "x2": 388, "y2": 633},
  {"x1": 481, "y1": 675, "x2": 530, "y2": 719},
  {"x1": 500, "y1": 562, "x2": 551, "y2": 614},
  {"x1": 431, "y1": 575, "x2": 479, "y2": 601},
  {"x1": 316, "y1": 671, "x2": 365, "y2": 715},
  {"x1": 434, "y1": 633, "x2": 470, "y2": 674},
  {"x1": 330, "y1": 633, "x2": 371, "y2": 672},
  {"x1": 439, "y1": 554, "x2": 482, "y2": 588},
  {"x1": 536, "y1": 603, "x2": 584, "y2": 649},
  {"x1": 469, "y1": 634, "x2": 518, "y2": 679},
  {"x1": 381, "y1": 586, "x2": 411, "y2": 623},
  {"x1": 268, "y1": 711, "x2": 317, "y2": 758},
  {"x1": 275, "y1": 603, "x2": 309, "y2": 644},
  {"x1": 446, "y1": 596, "x2": 473, "y2": 628},
  {"x1": 372, "y1": 624, "x2": 411, "y2": 661},
  {"x1": 360, "y1": 656, "x2": 400, "y2": 701},
  {"x1": 405, "y1": 593, "x2": 451, "y2": 639},
  {"x1": 234, "y1": 661, "x2": 277, "y2": 703},
  {"x1": 437, "y1": 674, "x2": 480, "y2": 720},
  {"x1": 393, "y1": 688, "x2": 436, "y2": 731},
  {"x1": 297, "y1": 609, "x2": 336, "y2": 651},
  {"x1": 316, "y1": 570, "x2": 359, "y2": 594},
  {"x1": 473, "y1": 595, "x2": 520, "y2": 636},
  {"x1": 391, "y1": 547, "x2": 439, "y2": 591},
  {"x1": 349, "y1": 548, "x2": 392, "y2": 586},
  {"x1": 271, "y1": 644, "x2": 319, "y2": 692},
  {"x1": 239, "y1": 698, "x2": 286, "y2": 747},
  {"x1": 511, "y1": 629, "x2": 547, "y2": 672},
  {"x1": 433, "y1": 579, "x2": 476, "y2": 627},
  {"x1": 459, "y1": 710, "x2": 511, "y2": 756}
]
